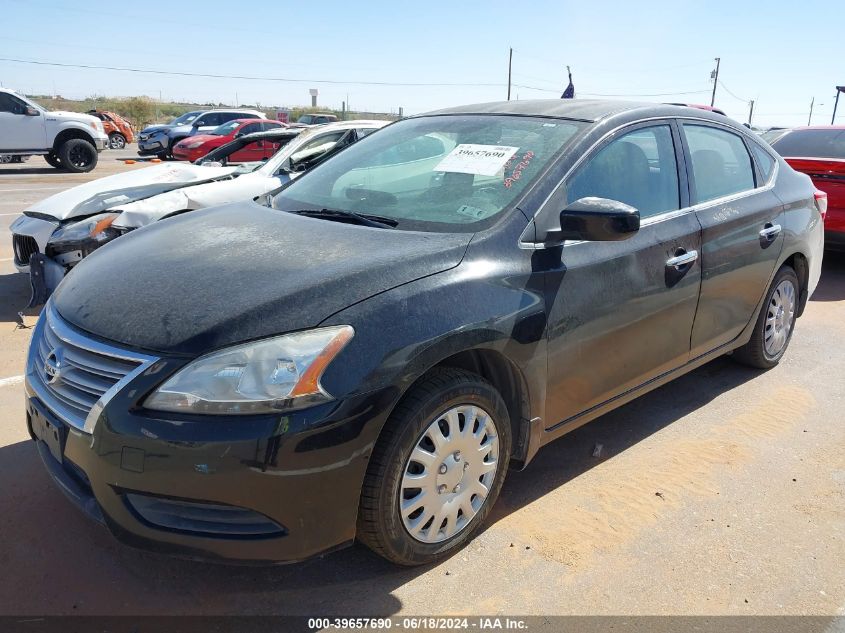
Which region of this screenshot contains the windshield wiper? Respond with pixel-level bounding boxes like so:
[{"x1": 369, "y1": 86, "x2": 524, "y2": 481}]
[{"x1": 292, "y1": 208, "x2": 397, "y2": 229}]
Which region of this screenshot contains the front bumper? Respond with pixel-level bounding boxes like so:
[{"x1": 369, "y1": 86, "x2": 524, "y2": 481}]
[
  {"x1": 137, "y1": 136, "x2": 168, "y2": 156},
  {"x1": 24, "y1": 312, "x2": 394, "y2": 563},
  {"x1": 171, "y1": 146, "x2": 204, "y2": 162},
  {"x1": 94, "y1": 136, "x2": 108, "y2": 151},
  {"x1": 10, "y1": 214, "x2": 58, "y2": 273}
]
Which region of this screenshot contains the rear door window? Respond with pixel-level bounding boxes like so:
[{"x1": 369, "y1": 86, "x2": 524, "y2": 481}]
[
  {"x1": 770, "y1": 129, "x2": 845, "y2": 159},
  {"x1": 567, "y1": 124, "x2": 680, "y2": 219},
  {"x1": 683, "y1": 124, "x2": 755, "y2": 204}
]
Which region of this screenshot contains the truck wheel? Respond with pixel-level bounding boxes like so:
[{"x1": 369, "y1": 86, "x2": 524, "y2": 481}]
[
  {"x1": 58, "y1": 139, "x2": 98, "y2": 173},
  {"x1": 108, "y1": 133, "x2": 126, "y2": 149},
  {"x1": 357, "y1": 368, "x2": 512, "y2": 566},
  {"x1": 0, "y1": 155, "x2": 12, "y2": 164},
  {"x1": 732, "y1": 265, "x2": 800, "y2": 369},
  {"x1": 44, "y1": 152, "x2": 62, "y2": 168}
]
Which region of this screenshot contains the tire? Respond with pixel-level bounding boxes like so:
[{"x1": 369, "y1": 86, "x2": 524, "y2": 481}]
[
  {"x1": 108, "y1": 132, "x2": 126, "y2": 149},
  {"x1": 156, "y1": 152, "x2": 168, "y2": 161},
  {"x1": 357, "y1": 368, "x2": 512, "y2": 566},
  {"x1": 0, "y1": 155, "x2": 12, "y2": 164},
  {"x1": 57, "y1": 139, "x2": 97, "y2": 173},
  {"x1": 732, "y1": 265, "x2": 800, "y2": 369},
  {"x1": 44, "y1": 152, "x2": 62, "y2": 168}
]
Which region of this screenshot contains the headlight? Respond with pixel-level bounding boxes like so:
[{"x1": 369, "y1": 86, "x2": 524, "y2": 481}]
[
  {"x1": 49, "y1": 212, "x2": 120, "y2": 246},
  {"x1": 90, "y1": 120, "x2": 104, "y2": 132},
  {"x1": 144, "y1": 326, "x2": 354, "y2": 415},
  {"x1": 185, "y1": 140, "x2": 206, "y2": 149}
]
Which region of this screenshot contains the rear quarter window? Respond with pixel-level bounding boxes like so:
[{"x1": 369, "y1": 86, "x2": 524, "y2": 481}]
[
  {"x1": 771, "y1": 129, "x2": 845, "y2": 159},
  {"x1": 750, "y1": 143, "x2": 776, "y2": 184}
]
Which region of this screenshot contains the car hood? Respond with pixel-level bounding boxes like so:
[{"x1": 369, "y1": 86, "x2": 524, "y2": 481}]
[
  {"x1": 140, "y1": 124, "x2": 171, "y2": 135},
  {"x1": 24, "y1": 163, "x2": 240, "y2": 221},
  {"x1": 52, "y1": 203, "x2": 472, "y2": 354},
  {"x1": 48, "y1": 111, "x2": 100, "y2": 126},
  {"x1": 175, "y1": 134, "x2": 218, "y2": 147}
]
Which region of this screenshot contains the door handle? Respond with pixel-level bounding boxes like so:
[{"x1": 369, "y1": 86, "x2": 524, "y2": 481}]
[
  {"x1": 666, "y1": 249, "x2": 698, "y2": 269},
  {"x1": 759, "y1": 223, "x2": 782, "y2": 241}
]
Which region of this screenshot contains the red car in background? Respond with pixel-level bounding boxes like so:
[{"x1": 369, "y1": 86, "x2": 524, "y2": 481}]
[
  {"x1": 172, "y1": 119, "x2": 287, "y2": 162},
  {"x1": 768, "y1": 126, "x2": 845, "y2": 250}
]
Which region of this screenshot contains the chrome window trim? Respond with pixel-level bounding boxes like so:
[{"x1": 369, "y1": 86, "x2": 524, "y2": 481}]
[
  {"x1": 519, "y1": 115, "x2": 779, "y2": 250},
  {"x1": 25, "y1": 303, "x2": 159, "y2": 434}
]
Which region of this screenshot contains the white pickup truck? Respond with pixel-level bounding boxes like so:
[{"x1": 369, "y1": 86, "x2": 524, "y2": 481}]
[{"x1": 0, "y1": 88, "x2": 108, "y2": 172}]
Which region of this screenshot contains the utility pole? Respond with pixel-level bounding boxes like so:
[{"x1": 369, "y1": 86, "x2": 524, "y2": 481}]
[
  {"x1": 832, "y1": 86, "x2": 845, "y2": 125},
  {"x1": 808, "y1": 97, "x2": 815, "y2": 126},
  {"x1": 710, "y1": 57, "x2": 721, "y2": 107},
  {"x1": 747, "y1": 100, "x2": 754, "y2": 126},
  {"x1": 507, "y1": 47, "x2": 513, "y2": 101}
]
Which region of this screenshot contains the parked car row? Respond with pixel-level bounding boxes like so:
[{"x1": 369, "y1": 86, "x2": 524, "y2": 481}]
[
  {"x1": 15, "y1": 100, "x2": 826, "y2": 567},
  {"x1": 11, "y1": 120, "x2": 388, "y2": 301}
]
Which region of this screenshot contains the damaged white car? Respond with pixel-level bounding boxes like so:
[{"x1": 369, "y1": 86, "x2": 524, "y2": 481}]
[{"x1": 10, "y1": 120, "x2": 388, "y2": 304}]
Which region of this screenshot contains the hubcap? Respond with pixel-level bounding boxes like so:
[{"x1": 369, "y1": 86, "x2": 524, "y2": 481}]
[
  {"x1": 764, "y1": 279, "x2": 796, "y2": 357},
  {"x1": 68, "y1": 146, "x2": 92, "y2": 168},
  {"x1": 399, "y1": 404, "x2": 500, "y2": 544}
]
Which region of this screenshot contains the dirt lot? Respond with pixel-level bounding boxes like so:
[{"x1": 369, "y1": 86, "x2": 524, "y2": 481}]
[{"x1": 0, "y1": 152, "x2": 843, "y2": 616}]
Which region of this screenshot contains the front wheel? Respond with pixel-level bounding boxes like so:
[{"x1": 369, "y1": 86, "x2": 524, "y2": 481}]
[
  {"x1": 357, "y1": 368, "x2": 511, "y2": 566},
  {"x1": 57, "y1": 139, "x2": 98, "y2": 172},
  {"x1": 733, "y1": 265, "x2": 799, "y2": 369}
]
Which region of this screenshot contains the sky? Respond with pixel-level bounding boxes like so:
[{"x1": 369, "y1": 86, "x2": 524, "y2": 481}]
[{"x1": 1, "y1": 0, "x2": 843, "y2": 128}]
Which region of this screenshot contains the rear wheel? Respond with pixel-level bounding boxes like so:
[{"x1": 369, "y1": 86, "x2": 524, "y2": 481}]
[
  {"x1": 108, "y1": 132, "x2": 126, "y2": 149},
  {"x1": 733, "y1": 265, "x2": 799, "y2": 369},
  {"x1": 57, "y1": 139, "x2": 97, "y2": 172},
  {"x1": 357, "y1": 368, "x2": 511, "y2": 566}
]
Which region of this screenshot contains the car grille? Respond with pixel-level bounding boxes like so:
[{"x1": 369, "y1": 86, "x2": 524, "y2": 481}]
[
  {"x1": 26, "y1": 304, "x2": 159, "y2": 433},
  {"x1": 12, "y1": 234, "x2": 39, "y2": 266}
]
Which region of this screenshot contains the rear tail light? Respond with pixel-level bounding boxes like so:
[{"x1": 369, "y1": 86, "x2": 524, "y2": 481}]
[{"x1": 814, "y1": 190, "x2": 828, "y2": 220}]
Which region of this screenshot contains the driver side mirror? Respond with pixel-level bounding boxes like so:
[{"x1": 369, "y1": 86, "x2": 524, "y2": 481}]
[
  {"x1": 192, "y1": 120, "x2": 204, "y2": 128},
  {"x1": 24, "y1": 106, "x2": 40, "y2": 116},
  {"x1": 556, "y1": 197, "x2": 640, "y2": 242}
]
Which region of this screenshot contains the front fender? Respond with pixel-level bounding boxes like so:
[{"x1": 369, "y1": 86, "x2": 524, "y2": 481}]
[{"x1": 318, "y1": 249, "x2": 548, "y2": 444}]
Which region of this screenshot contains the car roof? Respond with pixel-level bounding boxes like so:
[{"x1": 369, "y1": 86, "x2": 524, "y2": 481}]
[
  {"x1": 779, "y1": 125, "x2": 845, "y2": 131},
  {"x1": 228, "y1": 118, "x2": 284, "y2": 125},
  {"x1": 317, "y1": 119, "x2": 390, "y2": 130},
  {"x1": 420, "y1": 99, "x2": 731, "y2": 124},
  {"x1": 238, "y1": 128, "x2": 302, "y2": 141}
]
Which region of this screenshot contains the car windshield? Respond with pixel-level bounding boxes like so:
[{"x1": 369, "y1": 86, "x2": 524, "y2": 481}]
[
  {"x1": 770, "y1": 129, "x2": 845, "y2": 159},
  {"x1": 272, "y1": 115, "x2": 585, "y2": 232},
  {"x1": 170, "y1": 112, "x2": 200, "y2": 126},
  {"x1": 209, "y1": 121, "x2": 242, "y2": 136}
]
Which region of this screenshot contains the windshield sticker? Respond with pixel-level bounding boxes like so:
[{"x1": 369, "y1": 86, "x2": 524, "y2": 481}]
[
  {"x1": 455, "y1": 204, "x2": 492, "y2": 220},
  {"x1": 434, "y1": 144, "x2": 519, "y2": 176},
  {"x1": 504, "y1": 150, "x2": 535, "y2": 189}
]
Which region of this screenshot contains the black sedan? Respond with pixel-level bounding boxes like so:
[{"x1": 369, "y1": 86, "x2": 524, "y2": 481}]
[{"x1": 26, "y1": 100, "x2": 824, "y2": 566}]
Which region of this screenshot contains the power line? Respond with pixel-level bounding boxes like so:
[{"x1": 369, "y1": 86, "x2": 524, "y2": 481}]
[
  {"x1": 718, "y1": 80, "x2": 750, "y2": 103},
  {"x1": 0, "y1": 57, "x2": 506, "y2": 88}
]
